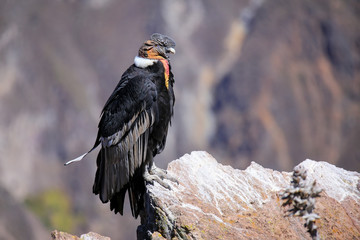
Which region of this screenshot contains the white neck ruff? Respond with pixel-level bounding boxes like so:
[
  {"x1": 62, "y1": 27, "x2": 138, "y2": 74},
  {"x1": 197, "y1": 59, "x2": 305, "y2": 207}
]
[{"x1": 134, "y1": 56, "x2": 158, "y2": 68}]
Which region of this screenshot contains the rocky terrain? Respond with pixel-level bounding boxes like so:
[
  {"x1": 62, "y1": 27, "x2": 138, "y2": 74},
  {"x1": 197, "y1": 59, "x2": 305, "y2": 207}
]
[
  {"x1": 139, "y1": 151, "x2": 360, "y2": 239},
  {"x1": 54, "y1": 151, "x2": 360, "y2": 239},
  {"x1": 51, "y1": 230, "x2": 110, "y2": 240},
  {"x1": 0, "y1": 0, "x2": 359, "y2": 239}
]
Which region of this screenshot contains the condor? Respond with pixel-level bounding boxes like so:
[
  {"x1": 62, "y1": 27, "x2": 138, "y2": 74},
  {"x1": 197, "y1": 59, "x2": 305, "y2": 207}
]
[{"x1": 66, "y1": 33, "x2": 176, "y2": 218}]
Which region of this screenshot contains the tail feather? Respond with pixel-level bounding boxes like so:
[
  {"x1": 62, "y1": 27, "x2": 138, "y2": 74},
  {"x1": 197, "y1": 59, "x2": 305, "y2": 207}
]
[
  {"x1": 110, "y1": 187, "x2": 128, "y2": 215},
  {"x1": 93, "y1": 149, "x2": 108, "y2": 202},
  {"x1": 92, "y1": 146, "x2": 147, "y2": 217},
  {"x1": 93, "y1": 127, "x2": 151, "y2": 217},
  {"x1": 65, "y1": 141, "x2": 100, "y2": 166},
  {"x1": 128, "y1": 166, "x2": 146, "y2": 218}
]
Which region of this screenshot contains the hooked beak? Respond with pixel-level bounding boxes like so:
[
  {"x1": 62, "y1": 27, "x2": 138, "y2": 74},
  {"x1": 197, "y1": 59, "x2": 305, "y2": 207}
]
[{"x1": 166, "y1": 47, "x2": 176, "y2": 55}]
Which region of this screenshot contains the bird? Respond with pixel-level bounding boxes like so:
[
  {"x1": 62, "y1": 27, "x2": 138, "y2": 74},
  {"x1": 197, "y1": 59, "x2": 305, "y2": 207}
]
[{"x1": 65, "y1": 33, "x2": 177, "y2": 218}]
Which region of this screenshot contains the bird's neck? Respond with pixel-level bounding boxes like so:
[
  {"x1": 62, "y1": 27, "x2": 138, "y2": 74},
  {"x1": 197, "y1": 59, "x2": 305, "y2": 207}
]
[
  {"x1": 159, "y1": 59, "x2": 170, "y2": 89},
  {"x1": 134, "y1": 56, "x2": 171, "y2": 90},
  {"x1": 134, "y1": 56, "x2": 158, "y2": 68}
]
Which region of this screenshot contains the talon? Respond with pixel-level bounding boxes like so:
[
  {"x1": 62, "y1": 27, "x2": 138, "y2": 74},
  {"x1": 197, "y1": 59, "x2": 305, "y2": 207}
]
[
  {"x1": 143, "y1": 170, "x2": 172, "y2": 190},
  {"x1": 143, "y1": 164, "x2": 178, "y2": 189},
  {"x1": 149, "y1": 164, "x2": 178, "y2": 183},
  {"x1": 173, "y1": 178, "x2": 179, "y2": 185},
  {"x1": 149, "y1": 167, "x2": 167, "y2": 178}
]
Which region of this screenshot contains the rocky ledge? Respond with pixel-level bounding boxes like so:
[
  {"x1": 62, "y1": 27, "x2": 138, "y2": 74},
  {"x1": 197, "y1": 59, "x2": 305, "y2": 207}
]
[
  {"x1": 54, "y1": 151, "x2": 360, "y2": 239},
  {"x1": 138, "y1": 151, "x2": 360, "y2": 240},
  {"x1": 51, "y1": 230, "x2": 110, "y2": 240}
]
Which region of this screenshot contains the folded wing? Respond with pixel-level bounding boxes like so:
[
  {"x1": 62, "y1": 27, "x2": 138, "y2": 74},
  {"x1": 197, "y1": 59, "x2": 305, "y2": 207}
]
[{"x1": 93, "y1": 70, "x2": 158, "y2": 217}]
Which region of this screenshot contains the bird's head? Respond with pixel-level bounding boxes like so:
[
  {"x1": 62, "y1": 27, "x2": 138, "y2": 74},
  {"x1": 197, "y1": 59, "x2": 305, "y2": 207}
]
[{"x1": 138, "y1": 33, "x2": 176, "y2": 60}]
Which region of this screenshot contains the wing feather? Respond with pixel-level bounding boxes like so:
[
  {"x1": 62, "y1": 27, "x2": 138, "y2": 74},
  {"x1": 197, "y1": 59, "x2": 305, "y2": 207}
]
[{"x1": 93, "y1": 70, "x2": 157, "y2": 217}]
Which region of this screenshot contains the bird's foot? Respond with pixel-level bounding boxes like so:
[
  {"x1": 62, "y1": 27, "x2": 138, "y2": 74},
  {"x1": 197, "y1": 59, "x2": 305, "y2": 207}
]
[
  {"x1": 144, "y1": 164, "x2": 178, "y2": 189},
  {"x1": 149, "y1": 165, "x2": 179, "y2": 184},
  {"x1": 143, "y1": 170, "x2": 172, "y2": 189}
]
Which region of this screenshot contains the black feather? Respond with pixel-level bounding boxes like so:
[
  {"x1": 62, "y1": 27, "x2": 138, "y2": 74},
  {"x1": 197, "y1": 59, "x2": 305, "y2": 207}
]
[{"x1": 92, "y1": 60, "x2": 175, "y2": 218}]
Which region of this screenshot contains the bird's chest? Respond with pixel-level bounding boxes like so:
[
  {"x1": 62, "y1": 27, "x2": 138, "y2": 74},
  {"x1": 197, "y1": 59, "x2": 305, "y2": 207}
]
[
  {"x1": 156, "y1": 87, "x2": 172, "y2": 123},
  {"x1": 153, "y1": 61, "x2": 174, "y2": 117}
]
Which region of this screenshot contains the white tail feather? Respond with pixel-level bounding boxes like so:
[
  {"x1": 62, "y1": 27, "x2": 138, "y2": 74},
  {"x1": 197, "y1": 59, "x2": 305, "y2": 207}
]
[
  {"x1": 64, "y1": 143, "x2": 100, "y2": 166},
  {"x1": 64, "y1": 153, "x2": 88, "y2": 166}
]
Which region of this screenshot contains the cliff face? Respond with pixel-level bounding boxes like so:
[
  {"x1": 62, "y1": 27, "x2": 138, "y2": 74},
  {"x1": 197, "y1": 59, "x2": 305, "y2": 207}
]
[
  {"x1": 139, "y1": 151, "x2": 360, "y2": 239},
  {"x1": 212, "y1": 0, "x2": 360, "y2": 171},
  {"x1": 0, "y1": 186, "x2": 48, "y2": 240}
]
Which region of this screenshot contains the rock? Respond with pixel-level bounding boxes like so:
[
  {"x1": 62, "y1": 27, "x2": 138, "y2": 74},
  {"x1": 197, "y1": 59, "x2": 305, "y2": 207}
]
[
  {"x1": 51, "y1": 230, "x2": 78, "y2": 240},
  {"x1": 51, "y1": 230, "x2": 110, "y2": 240},
  {"x1": 138, "y1": 151, "x2": 360, "y2": 239}
]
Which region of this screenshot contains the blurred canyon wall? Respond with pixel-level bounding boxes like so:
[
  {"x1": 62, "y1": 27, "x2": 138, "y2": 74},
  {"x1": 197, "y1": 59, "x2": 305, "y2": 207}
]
[{"x1": 0, "y1": 0, "x2": 359, "y2": 239}]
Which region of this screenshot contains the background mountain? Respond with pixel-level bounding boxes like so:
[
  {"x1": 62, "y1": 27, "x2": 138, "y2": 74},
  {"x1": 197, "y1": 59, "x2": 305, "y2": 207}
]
[{"x1": 0, "y1": 0, "x2": 359, "y2": 239}]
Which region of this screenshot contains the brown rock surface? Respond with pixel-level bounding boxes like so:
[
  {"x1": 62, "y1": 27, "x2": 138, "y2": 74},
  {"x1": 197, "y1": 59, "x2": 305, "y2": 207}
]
[
  {"x1": 51, "y1": 230, "x2": 110, "y2": 240},
  {"x1": 138, "y1": 151, "x2": 360, "y2": 239}
]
